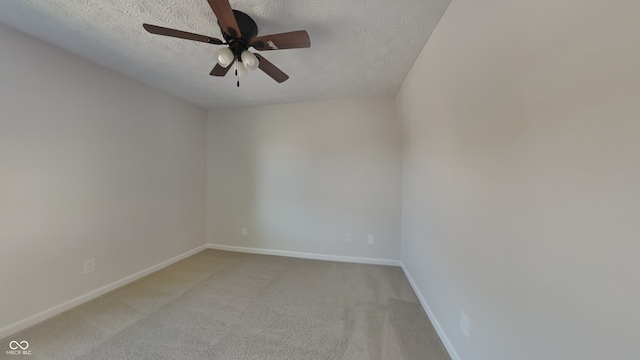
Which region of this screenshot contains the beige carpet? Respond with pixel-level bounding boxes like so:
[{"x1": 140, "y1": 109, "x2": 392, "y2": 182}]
[{"x1": 1, "y1": 250, "x2": 450, "y2": 360}]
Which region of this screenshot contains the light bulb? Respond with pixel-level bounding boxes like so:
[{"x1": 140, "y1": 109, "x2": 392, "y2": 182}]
[
  {"x1": 241, "y1": 51, "x2": 259, "y2": 70},
  {"x1": 236, "y1": 61, "x2": 248, "y2": 77},
  {"x1": 216, "y1": 47, "x2": 234, "y2": 67}
]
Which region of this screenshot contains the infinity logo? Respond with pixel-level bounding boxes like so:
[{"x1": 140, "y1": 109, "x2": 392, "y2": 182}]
[{"x1": 9, "y1": 340, "x2": 29, "y2": 350}]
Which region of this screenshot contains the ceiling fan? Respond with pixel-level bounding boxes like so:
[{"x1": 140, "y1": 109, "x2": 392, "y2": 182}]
[{"x1": 142, "y1": 0, "x2": 310, "y2": 87}]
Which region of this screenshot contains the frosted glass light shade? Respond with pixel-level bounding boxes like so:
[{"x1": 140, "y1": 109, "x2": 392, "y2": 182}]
[
  {"x1": 241, "y1": 51, "x2": 259, "y2": 70},
  {"x1": 216, "y1": 48, "x2": 234, "y2": 67}
]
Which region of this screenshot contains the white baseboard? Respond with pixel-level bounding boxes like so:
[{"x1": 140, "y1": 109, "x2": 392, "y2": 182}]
[
  {"x1": 0, "y1": 244, "x2": 208, "y2": 340},
  {"x1": 401, "y1": 263, "x2": 461, "y2": 360},
  {"x1": 206, "y1": 243, "x2": 402, "y2": 267},
  {"x1": 1, "y1": 242, "x2": 454, "y2": 360},
  {"x1": 208, "y1": 244, "x2": 459, "y2": 359}
]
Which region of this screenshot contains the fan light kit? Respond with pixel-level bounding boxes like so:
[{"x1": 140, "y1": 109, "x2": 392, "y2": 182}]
[{"x1": 143, "y1": 0, "x2": 311, "y2": 87}]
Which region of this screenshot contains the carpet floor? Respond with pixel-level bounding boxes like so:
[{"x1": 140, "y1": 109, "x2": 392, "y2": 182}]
[{"x1": 1, "y1": 250, "x2": 450, "y2": 360}]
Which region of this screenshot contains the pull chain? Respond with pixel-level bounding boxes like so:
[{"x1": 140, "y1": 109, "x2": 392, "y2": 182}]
[
  {"x1": 234, "y1": 50, "x2": 241, "y2": 88},
  {"x1": 235, "y1": 60, "x2": 240, "y2": 87}
]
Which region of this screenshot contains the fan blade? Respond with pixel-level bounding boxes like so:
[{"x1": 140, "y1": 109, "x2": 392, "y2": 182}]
[
  {"x1": 251, "y1": 30, "x2": 310, "y2": 51},
  {"x1": 210, "y1": 62, "x2": 233, "y2": 77},
  {"x1": 206, "y1": 0, "x2": 241, "y2": 38},
  {"x1": 254, "y1": 54, "x2": 289, "y2": 83},
  {"x1": 143, "y1": 24, "x2": 223, "y2": 44}
]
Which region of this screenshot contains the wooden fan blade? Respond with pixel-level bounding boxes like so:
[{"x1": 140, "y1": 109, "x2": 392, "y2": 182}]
[
  {"x1": 206, "y1": 0, "x2": 241, "y2": 38},
  {"x1": 143, "y1": 24, "x2": 223, "y2": 44},
  {"x1": 251, "y1": 30, "x2": 310, "y2": 51},
  {"x1": 254, "y1": 54, "x2": 289, "y2": 83},
  {"x1": 210, "y1": 62, "x2": 233, "y2": 77}
]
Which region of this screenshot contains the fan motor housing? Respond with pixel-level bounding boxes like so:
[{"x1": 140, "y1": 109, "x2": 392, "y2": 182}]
[{"x1": 222, "y1": 10, "x2": 258, "y2": 48}]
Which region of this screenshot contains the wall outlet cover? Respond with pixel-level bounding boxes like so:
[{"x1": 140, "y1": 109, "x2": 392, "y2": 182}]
[{"x1": 83, "y1": 259, "x2": 95, "y2": 274}]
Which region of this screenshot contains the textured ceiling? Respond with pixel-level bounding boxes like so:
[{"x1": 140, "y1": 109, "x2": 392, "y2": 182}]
[{"x1": 0, "y1": 0, "x2": 451, "y2": 108}]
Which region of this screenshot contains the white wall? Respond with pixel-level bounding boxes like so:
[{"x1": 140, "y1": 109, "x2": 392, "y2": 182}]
[
  {"x1": 397, "y1": 0, "x2": 640, "y2": 359},
  {"x1": 207, "y1": 97, "x2": 402, "y2": 261},
  {"x1": 0, "y1": 23, "x2": 207, "y2": 334}
]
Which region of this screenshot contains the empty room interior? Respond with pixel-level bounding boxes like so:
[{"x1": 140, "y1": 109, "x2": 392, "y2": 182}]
[{"x1": 1, "y1": 0, "x2": 638, "y2": 359}]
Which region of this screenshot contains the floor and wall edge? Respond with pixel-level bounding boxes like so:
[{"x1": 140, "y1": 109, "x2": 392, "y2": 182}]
[
  {"x1": 207, "y1": 243, "x2": 402, "y2": 266},
  {"x1": 0, "y1": 244, "x2": 209, "y2": 340},
  {"x1": 400, "y1": 263, "x2": 462, "y2": 360},
  {"x1": 2, "y1": 242, "x2": 457, "y2": 360},
  {"x1": 207, "y1": 244, "x2": 460, "y2": 359}
]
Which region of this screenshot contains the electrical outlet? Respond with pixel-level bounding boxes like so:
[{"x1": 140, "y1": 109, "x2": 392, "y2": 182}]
[
  {"x1": 460, "y1": 310, "x2": 470, "y2": 338},
  {"x1": 346, "y1": 233, "x2": 353, "y2": 243},
  {"x1": 84, "y1": 259, "x2": 95, "y2": 274},
  {"x1": 242, "y1": 227, "x2": 247, "y2": 236},
  {"x1": 367, "y1": 234, "x2": 374, "y2": 245}
]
